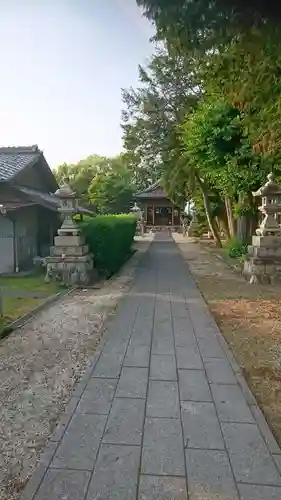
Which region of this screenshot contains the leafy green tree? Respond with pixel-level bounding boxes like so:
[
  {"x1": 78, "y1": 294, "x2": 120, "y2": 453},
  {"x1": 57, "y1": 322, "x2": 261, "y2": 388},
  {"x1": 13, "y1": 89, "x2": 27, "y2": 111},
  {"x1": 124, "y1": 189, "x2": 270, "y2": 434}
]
[
  {"x1": 55, "y1": 154, "x2": 136, "y2": 213},
  {"x1": 136, "y1": 0, "x2": 281, "y2": 243},
  {"x1": 138, "y1": 1, "x2": 281, "y2": 162},
  {"x1": 182, "y1": 100, "x2": 267, "y2": 242},
  {"x1": 88, "y1": 156, "x2": 136, "y2": 214},
  {"x1": 137, "y1": 1, "x2": 281, "y2": 48},
  {"x1": 54, "y1": 155, "x2": 110, "y2": 202},
  {"x1": 122, "y1": 48, "x2": 200, "y2": 192}
]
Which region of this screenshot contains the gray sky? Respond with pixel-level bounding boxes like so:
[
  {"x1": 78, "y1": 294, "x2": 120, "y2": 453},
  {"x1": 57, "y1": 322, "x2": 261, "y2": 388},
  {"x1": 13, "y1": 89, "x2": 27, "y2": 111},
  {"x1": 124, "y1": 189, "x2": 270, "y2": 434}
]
[{"x1": 0, "y1": 0, "x2": 155, "y2": 167}]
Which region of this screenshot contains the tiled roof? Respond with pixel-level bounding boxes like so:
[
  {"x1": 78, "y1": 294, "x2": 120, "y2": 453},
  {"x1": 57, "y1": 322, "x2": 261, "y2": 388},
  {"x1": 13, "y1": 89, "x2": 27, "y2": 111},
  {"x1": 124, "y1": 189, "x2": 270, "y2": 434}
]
[
  {"x1": 16, "y1": 186, "x2": 95, "y2": 215},
  {"x1": 0, "y1": 146, "x2": 41, "y2": 181},
  {"x1": 136, "y1": 181, "x2": 167, "y2": 199},
  {"x1": 17, "y1": 186, "x2": 60, "y2": 211}
]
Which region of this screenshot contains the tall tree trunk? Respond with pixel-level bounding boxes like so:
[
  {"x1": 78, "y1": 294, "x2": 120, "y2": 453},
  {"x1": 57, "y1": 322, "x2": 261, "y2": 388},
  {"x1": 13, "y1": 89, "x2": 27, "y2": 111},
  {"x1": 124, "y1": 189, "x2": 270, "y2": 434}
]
[
  {"x1": 224, "y1": 195, "x2": 235, "y2": 238},
  {"x1": 196, "y1": 175, "x2": 222, "y2": 247},
  {"x1": 236, "y1": 215, "x2": 249, "y2": 244},
  {"x1": 219, "y1": 215, "x2": 230, "y2": 240},
  {"x1": 236, "y1": 193, "x2": 254, "y2": 244}
]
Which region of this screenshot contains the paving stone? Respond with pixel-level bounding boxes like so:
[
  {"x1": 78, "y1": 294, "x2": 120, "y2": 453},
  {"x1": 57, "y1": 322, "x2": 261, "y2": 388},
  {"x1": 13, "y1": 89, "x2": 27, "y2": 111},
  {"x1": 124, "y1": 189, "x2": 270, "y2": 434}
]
[
  {"x1": 152, "y1": 335, "x2": 175, "y2": 355},
  {"x1": 50, "y1": 396, "x2": 79, "y2": 441},
  {"x1": 124, "y1": 345, "x2": 150, "y2": 367},
  {"x1": 76, "y1": 378, "x2": 117, "y2": 414},
  {"x1": 185, "y1": 449, "x2": 239, "y2": 500},
  {"x1": 51, "y1": 412, "x2": 73, "y2": 443},
  {"x1": 103, "y1": 398, "x2": 145, "y2": 445},
  {"x1": 147, "y1": 380, "x2": 180, "y2": 418},
  {"x1": 235, "y1": 371, "x2": 257, "y2": 405},
  {"x1": 153, "y1": 320, "x2": 173, "y2": 338},
  {"x1": 178, "y1": 369, "x2": 212, "y2": 402},
  {"x1": 238, "y1": 484, "x2": 281, "y2": 500},
  {"x1": 137, "y1": 300, "x2": 155, "y2": 319},
  {"x1": 173, "y1": 319, "x2": 197, "y2": 347},
  {"x1": 138, "y1": 475, "x2": 187, "y2": 500},
  {"x1": 189, "y1": 315, "x2": 219, "y2": 339},
  {"x1": 197, "y1": 337, "x2": 225, "y2": 359},
  {"x1": 20, "y1": 442, "x2": 59, "y2": 500},
  {"x1": 150, "y1": 354, "x2": 177, "y2": 381},
  {"x1": 102, "y1": 338, "x2": 129, "y2": 355},
  {"x1": 92, "y1": 352, "x2": 124, "y2": 378},
  {"x1": 251, "y1": 405, "x2": 281, "y2": 455},
  {"x1": 86, "y1": 444, "x2": 141, "y2": 500},
  {"x1": 175, "y1": 346, "x2": 203, "y2": 370},
  {"x1": 222, "y1": 422, "x2": 281, "y2": 484},
  {"x1": 205, "y1": 358, "x2": 237, "y2": 385},
  {"x1": 115, "y1": 367, "x2": 148, "y2": 399},
  {"x1": 211, "y1": 383, "x2": 255, "y2": 423},
  {"x1": 142, "y1": 417, "x2": 185, "y2": 476},
  {"x1": 154, "y1": 309, "x2": 171, "y2": 321},
  {"x1": 34, "y1": 469, "x2": 91, "y2": 500},
  {"x1": 273, "y1": 454, "x2": 281, "y2": 474},
  {"x1": 170, "y1": 301, "x2": 189, "y2": 319},
  {"x1": 181, "y1": 401, "x2": 224, "y2": 450},
  {"x1": 130, "y1": 320, "x2": 153, "y2": 346},
  {"x1": 51, "y1": 413, "x2": 107, "y2": 470}
]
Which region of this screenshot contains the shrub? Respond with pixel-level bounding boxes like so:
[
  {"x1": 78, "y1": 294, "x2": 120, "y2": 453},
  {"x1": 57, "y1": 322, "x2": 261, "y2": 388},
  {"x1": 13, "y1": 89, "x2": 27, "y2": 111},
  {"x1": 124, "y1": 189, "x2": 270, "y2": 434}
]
[
  {"x1": 226, "y1": 238, "x2": 248, "y2": 259},
  {"x1": 80, "y1": 214, "x2": 136, "y2": 277}
]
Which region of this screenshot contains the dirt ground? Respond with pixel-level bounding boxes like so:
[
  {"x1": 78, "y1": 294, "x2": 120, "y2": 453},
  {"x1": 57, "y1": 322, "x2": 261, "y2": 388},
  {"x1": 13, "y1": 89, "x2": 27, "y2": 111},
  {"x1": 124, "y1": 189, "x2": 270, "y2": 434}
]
[
  {"x1": 174, "y1": 234, "x2": 281, "y2": 448},
  {"x1": 0, "y1": 237, "x2": 152, "y2": 500}
]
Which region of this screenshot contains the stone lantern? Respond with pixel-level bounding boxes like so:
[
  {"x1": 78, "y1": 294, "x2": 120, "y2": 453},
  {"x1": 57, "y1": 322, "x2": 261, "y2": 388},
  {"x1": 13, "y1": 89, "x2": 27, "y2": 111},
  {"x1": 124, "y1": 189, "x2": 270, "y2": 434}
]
[
  {"x1": 131, "y1": 202, "x2": 145, "y2": 235},
  {"x1": 56, "y1": 184, "x2": 80, "y2": 236},
  {"x1": 243, "y1": 173, "x2": 281, "y2": 283},
  {"x1": 187, "y1": 208, "x2": 200, "y2": 238},
  {"x1": 45, "y1": 184, "x2": 94, "y2": 285}
]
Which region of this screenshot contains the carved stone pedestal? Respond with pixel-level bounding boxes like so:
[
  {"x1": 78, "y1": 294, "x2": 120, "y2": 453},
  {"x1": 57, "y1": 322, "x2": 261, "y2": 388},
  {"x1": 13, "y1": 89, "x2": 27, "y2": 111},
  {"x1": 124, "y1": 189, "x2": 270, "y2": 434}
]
[{"x1": 243, "y1": 236, "x2": 281, "y2": 284}]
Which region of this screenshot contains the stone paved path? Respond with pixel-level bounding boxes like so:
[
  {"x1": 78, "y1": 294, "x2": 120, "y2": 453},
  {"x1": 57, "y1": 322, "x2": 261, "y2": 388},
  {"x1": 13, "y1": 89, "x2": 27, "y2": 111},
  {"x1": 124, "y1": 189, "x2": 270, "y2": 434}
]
[{"x1": 22, "y1": 233, "x2": 281, "y2": 500}]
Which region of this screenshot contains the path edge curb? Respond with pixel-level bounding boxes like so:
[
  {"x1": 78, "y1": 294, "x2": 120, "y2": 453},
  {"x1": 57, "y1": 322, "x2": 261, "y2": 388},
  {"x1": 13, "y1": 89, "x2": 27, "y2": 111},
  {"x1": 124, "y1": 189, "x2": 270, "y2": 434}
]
[
  {"x1": 19, "y1": 236, "x2": 154, "y2": 500},
  {"x1": 0, "y1": 288, "x2": 75, "y2": 339},
  {"x1": 174, "y1": 236, "x2": 281, "y2": 460}
]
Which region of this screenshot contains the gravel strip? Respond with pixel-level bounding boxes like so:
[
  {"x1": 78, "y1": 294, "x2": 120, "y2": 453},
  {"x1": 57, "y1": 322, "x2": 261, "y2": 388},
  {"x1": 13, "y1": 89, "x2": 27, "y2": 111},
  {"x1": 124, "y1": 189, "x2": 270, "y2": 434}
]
[{"x1": 0, "y1": 239, "x2": 152, "y2": 500}]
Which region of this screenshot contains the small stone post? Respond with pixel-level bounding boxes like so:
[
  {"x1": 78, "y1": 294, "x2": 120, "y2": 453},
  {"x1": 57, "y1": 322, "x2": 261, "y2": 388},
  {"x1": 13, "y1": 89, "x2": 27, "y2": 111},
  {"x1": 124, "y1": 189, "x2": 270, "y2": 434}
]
[
  {"x1": 45, "y1": 185, "x2": 94, "y2": 285},
  {"x1": 243, "y1": 173, "x2": 281, "y2": 284}
]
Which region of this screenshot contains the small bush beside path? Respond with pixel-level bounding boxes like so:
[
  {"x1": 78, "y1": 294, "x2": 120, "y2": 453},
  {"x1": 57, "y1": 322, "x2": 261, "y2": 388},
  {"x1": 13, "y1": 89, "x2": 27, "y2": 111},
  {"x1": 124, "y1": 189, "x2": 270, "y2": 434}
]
[{"x1": 81, "y1": 214, "x2": 136, "y2": 277}]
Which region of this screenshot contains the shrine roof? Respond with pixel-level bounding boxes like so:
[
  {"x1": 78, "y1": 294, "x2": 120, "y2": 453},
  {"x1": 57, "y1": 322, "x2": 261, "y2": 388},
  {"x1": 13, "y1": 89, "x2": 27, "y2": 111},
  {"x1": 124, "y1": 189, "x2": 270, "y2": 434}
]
[{"x1": 135, "y1": 181, "x2": 168, "y2": 199}]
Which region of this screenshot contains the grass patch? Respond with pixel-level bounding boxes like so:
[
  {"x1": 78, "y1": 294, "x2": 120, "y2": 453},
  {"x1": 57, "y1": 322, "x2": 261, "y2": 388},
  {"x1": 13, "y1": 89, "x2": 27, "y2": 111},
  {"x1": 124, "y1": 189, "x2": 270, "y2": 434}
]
[{"x1": 0, "y1": 273, "x2": 61, "y2": 330}]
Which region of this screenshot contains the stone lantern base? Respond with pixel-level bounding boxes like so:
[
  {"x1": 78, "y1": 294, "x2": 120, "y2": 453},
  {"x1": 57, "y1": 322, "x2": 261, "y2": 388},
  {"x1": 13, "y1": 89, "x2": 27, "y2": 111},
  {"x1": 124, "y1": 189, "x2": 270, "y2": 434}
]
[
  {"x1": 243, "y1": 235, "x2": 281, "y2": 284},
  {"x1": 45, "y1": 233, "x2": 94, "y2": 286}
]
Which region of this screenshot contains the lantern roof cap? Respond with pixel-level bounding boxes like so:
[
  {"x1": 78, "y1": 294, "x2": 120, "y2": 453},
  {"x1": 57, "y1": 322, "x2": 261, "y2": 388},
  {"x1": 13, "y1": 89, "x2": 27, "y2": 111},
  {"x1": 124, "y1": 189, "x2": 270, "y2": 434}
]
[
  {"x1": 131, "y1": 202, "x2": 141, "y2": 212},
  {"x1": 54, "y1": 184, "x2": 76, "y2": 199},
  {"x1": 252, "y1": 173, "x2": 281, "y2": 197}
]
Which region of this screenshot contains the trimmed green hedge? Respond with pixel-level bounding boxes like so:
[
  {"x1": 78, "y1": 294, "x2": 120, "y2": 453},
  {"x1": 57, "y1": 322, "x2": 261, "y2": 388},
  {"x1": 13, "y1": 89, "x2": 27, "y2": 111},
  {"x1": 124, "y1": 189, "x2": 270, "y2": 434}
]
[{"x1": 80, "y1": 214, "x2": 136, "y2": 277}]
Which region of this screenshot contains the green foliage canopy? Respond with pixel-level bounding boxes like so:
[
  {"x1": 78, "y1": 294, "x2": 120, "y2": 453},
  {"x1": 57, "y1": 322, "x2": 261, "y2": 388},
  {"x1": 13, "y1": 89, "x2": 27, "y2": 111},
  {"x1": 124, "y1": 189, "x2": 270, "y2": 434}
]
[{"x1": 122, "y1": 48, "x2": 200, "y2": 193}]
